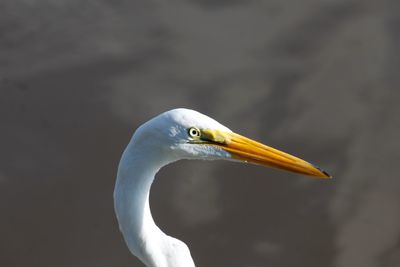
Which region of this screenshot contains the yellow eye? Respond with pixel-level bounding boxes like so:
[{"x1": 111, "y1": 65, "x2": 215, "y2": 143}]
[{"x1": 188, "y1": 127, "x2": 201, "y2": 138}]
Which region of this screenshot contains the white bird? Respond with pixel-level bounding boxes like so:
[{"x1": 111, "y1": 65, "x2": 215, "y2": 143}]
[{"x1": 114, "y1": 108, "x2": 330, "y2": 267}]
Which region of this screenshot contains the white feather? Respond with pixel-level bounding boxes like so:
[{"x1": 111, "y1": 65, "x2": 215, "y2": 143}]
[{"x1": 114, "y1": 108, "x2": 232, "y2": 267}]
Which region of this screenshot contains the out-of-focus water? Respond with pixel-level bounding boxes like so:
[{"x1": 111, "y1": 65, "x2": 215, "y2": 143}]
[{"x1": 1, "y1": 1, "x2": 399, "y2": 266}]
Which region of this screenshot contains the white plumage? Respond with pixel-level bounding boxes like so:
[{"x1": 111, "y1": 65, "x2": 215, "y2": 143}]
[{"x1": 114, "y1": 108, "x2": 330, "y2": 267}]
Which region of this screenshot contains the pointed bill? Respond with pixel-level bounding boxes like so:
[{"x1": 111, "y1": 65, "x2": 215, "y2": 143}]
[{"x1": 201, "y1": 129, "x2": 331, "y2": 179}]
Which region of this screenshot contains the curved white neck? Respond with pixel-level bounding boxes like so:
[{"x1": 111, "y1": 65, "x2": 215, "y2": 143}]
[
  {"x1": 115, "y1": 140, "x2": 198, "y2": 267},
  {"x1": 114, "y1": 143, "x2": 168, "y2": 266}
]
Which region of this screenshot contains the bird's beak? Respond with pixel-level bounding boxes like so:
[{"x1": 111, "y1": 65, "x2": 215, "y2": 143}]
[{"x1": 201, "y1": 129, "x2": 331, "y2": 179}]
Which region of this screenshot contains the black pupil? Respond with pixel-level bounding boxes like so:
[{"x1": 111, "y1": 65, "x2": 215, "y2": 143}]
[{"x1": 191, "y1": 129, "x2": 198, "y2": 136}]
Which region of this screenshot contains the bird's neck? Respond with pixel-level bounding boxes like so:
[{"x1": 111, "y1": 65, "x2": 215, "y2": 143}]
[{"x1": 114, "y1": 143, "x2": 172, "y2": 266}]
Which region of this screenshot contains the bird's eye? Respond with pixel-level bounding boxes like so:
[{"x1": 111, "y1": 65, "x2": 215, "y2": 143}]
[{"x1": 188, "y1": 127, "x2": 201, "y2": 138}]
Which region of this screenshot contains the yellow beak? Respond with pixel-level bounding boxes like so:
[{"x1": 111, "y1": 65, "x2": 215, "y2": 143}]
[{"x1": 201, "y1": 129, "x2": 331, "y2": 179}]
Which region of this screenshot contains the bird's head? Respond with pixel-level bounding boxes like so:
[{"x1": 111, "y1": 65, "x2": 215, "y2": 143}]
[{"x1": 132, "y1": 108, "x2": 330, "y2": 178}]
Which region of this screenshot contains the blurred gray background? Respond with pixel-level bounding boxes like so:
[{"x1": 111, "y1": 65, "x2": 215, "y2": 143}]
[{"x1": 1, "y1": 0, "x2": 399, "y2": 266}]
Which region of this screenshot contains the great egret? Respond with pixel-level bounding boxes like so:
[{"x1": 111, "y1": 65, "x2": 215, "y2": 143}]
[{"x1": 114, "y1": 108, "x2": 330, "y2": 267}]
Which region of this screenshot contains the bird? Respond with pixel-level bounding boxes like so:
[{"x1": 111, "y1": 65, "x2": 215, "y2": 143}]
[{"x1": 114, "y1": 108, "x2": 331, "y2": 267}]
